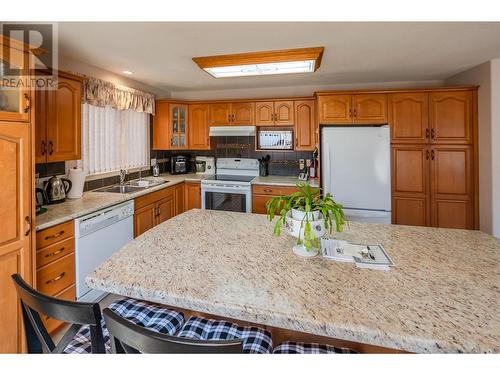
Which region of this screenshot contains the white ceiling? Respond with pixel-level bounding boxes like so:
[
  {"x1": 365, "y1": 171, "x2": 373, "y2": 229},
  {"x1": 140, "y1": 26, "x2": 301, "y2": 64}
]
[{"x1": 58, "y1": 22, "x2": 500, "y2": 95}]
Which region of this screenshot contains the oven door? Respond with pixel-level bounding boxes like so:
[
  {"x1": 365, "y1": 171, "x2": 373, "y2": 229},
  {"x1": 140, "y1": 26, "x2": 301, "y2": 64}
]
[{"x1": 201, "y1": 184, "x2": 251, "y2": 213}]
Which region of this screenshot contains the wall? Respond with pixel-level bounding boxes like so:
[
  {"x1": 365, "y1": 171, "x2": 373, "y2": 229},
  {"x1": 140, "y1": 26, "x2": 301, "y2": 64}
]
[
  {"x1": 446, "y1": 59, "x2": 500, "y2": 237},
  {"x1": 58, "y1": 54, "x2": 170, "y2": 98},
  {"x1": 169, "y1": 80, "x2": 444, "y2": 101}
]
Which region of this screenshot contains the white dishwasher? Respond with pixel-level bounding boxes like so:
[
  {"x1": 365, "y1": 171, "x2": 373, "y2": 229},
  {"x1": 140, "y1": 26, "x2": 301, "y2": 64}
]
[{"x1": 75, "y1": 200, "x2": 134, "y2": 302}]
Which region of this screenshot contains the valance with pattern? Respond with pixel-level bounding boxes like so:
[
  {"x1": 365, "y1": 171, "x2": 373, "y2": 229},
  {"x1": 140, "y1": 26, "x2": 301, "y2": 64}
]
[{"x1": 82, "y1": 77, "x2": 155, "y2": 115}]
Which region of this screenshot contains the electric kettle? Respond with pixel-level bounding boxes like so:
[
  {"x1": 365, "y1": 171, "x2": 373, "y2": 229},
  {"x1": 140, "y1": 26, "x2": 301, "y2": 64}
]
[{"x1": 44, "y1": 176, "x2": 72, "y2": 204}]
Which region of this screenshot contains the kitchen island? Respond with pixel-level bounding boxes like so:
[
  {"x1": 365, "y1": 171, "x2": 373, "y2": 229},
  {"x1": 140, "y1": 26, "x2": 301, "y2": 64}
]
[{"x1": 86, "y1": 209, "x2": 500, "y2": 353}]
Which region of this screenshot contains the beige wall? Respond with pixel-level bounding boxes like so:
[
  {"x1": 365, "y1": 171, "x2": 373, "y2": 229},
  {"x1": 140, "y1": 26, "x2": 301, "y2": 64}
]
[
  {"x1": 169, "y1": 80, "x2": 444, "y2": 101},
  {"x1": 446, "y1": 60, "x2": 500, "y2": 238},
  {"x1": 58, "y1": 54, "x2": 171, "y2": 98}
]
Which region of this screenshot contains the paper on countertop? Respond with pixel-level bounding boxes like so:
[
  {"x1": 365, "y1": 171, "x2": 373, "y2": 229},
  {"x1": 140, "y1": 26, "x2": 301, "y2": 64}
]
[{"x1": 321, "y1": 238, "x2": 394, "y2": 270}]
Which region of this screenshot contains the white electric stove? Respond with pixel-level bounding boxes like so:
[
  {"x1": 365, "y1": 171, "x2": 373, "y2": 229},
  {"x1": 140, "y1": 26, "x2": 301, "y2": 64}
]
[{"x1": 201, "y1": 158, "x2": 259, "y2": 213}]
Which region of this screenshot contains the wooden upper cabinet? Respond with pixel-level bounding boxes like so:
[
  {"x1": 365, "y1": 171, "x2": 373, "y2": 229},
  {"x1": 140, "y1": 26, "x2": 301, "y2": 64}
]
[
  {"x1": 318, "y1": 95, "x2": 352, "y2": 124},
  {"x1": 429, "y1": 91, "x2": 472, "y2": 144},
  {"x1": 255, "y1": 100, "x2": 293, "y2": 126},
  {"x1": 209, "y1": 103, "x2": 232, "y2": 126},
  {"x1": 188, "y1": 104, "x2": 210, "y2": 150},
  {"x1": 35, "y1": 72, "x2": 82, "y2": 162},
  {"x1": 255, "y1": 102, "x2": 274, "y2": 126},
  {"x1": 153, "y1": 101, "x2": 170, "y2": 150},
  {"x1": 0, "y1": 46, "x2": 31, "y2": 123},
  {"x1": 352, "y1": 94, "x2": 387, "y2": 124},
  {"x1": 46, "y1": 76, "x2": 82, "y2": 162},
  {"x1": 294, "y1": 100, "x2": 316, "y2": 151},
  {"x1": 274, "y1": 101, "x2": 294, "y2": 125},
  {"x1": 0, "y1": 121, "x2": 31, "y2": 353},
  {"x1": 389, "y1": 93, "x2": 429, "y2": 144},
  {"x1": 231, "y1": 102, "x2": 254, "y2": 125}
]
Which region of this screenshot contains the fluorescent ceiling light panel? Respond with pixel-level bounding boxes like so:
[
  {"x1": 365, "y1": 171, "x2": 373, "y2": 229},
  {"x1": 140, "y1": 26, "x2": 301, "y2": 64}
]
[
  {"x1": 204, "y1": 60, "x2": 316, "y2": 78},
  {"x1": 193, "y1": 47, "x2": 323, "y2": 79}
]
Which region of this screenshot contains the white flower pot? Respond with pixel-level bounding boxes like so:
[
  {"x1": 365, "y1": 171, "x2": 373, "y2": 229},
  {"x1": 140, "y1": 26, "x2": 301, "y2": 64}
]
[
  {"x1": 291, "y1": 208, "x2": 321, "y2": 221},
  {"x1": 285, "y1": 212, "x2": 325, "y2": 257}
]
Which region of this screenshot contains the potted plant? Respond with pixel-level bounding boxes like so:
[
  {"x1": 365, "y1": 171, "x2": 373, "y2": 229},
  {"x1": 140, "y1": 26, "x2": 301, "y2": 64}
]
[{"x1": 266, "y1": 182, "x2": 345, "y2": 257}]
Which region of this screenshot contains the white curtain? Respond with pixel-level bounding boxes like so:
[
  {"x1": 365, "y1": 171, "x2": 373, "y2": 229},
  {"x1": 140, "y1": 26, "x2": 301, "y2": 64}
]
[{"x1": 80, "y1": 103, "x2": 149, "y2": 176}]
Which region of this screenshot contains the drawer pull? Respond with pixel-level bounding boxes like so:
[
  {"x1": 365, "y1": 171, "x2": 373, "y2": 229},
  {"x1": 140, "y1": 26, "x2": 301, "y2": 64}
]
[
  {"x1": 45, "y1": 230, "x2": 64, "y2": 240},
  {"x1": 45, "y1": 248, "x2": 65, "y2": 258},
  {"x1": 45, "y1": 272, "x2": 65, "y2": 284},
  {"x1": 263, "y1": 189, "x2": 273, "y2": 193}
]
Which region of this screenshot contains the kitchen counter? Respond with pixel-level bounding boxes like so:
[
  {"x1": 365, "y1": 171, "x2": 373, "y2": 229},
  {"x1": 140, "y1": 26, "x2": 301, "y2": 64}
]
[
  {"x1": 252, "y1": 175, "x2": 319, "y2": 187},
  {"x1": 87, "y1": 209, "x2": 500, "y2": 353},
  {"x1": 35, "y1": 173, "x2": 312, "y2": 231},
  {"x1": 35, "y1": 173, "x2": 208, "y2": 231}
]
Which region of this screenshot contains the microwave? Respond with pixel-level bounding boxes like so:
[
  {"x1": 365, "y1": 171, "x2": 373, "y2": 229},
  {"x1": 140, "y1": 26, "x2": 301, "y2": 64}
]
[{"x1": 257, "y1": 129, "x2": 293, "y2": 150}]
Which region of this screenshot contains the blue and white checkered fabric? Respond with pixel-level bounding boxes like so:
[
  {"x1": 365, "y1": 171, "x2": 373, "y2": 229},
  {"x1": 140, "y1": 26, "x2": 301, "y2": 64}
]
[
  {"x1": 177, "y1": 316, "x2": 273, "y2": 354},
  {"x1": 273, "y1": 341, "x2": 357, "y2": 354},
  {"x1": 63, "y1": 298, "x2": 184, "y2": 354}
]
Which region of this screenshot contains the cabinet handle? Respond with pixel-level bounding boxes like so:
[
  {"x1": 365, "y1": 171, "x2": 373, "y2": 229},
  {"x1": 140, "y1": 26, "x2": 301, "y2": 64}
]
[
  {"x1": 426, "y1": 150, "x2": 429, "y2": 160},
  {"x1": 48, "y1": 141, "x2": 54, "y2": 155},
  {"x1": 24, "y1": 216, "x2": 31, "y2": 236},
  {"x1": 23, "y1": 93, "x2": 30, "y2": 113},
  {"x1": 41, "y1": 141, "x2": 46, "y2": 156},
  {"x1": 263, "y1": 189, "x2": 274, "y2": 193},
  {"x1": 45, "y1": 272, "x2": 65, "y2": 285},
  {"x1": 349, "y1": 109, "x2": 352, "y2": 118},
  {"x1": 228, "y1": 114, "x2": 231, "y2": 122},
  {"x1": 44, "y1": 230, "x2": 64, "y2": 240},
  {"x1": 231, "y1": 114, "x2": 235, "y2": 122},
  {"x1": 431, "y1": 150, "x2": 435, "y2": 160},
  {"x1": 353, "y1": 108, "x2": 357, "y2": 118},
  {"x1": 425, "y1": 128, "x2": 430, "y2": 138},
  {"x1": 431, "y1": 129, "x2": 435, "y2": 139},
  {"x1": 45, "y1": 248, "x2": 65, "y2": 258},
  {"x1": 157, "y1": 207, "x2": 161, "y2": 216}
]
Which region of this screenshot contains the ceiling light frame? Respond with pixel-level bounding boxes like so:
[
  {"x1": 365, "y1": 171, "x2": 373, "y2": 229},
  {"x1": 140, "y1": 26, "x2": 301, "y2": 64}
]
[{"x1": 192, "y1": 47, "x2": 324, "y2": 78}]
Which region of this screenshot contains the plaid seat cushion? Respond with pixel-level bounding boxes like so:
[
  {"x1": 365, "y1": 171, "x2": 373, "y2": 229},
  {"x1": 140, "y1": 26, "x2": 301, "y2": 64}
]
[
  {"x1": 63, "y1": 298, "x2": 184, "y2": 354},
  {"x1": 178, "y1": 316, "x2": 273, "y2": 354},
  {"x1": 273, "y1": 341, "x2": 357, "y2": 354}
]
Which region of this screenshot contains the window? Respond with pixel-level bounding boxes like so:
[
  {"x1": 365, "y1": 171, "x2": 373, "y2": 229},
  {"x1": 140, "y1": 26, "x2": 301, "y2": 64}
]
[{"x1": 80, "y1": 103, "x2": 150, "y2": 176}]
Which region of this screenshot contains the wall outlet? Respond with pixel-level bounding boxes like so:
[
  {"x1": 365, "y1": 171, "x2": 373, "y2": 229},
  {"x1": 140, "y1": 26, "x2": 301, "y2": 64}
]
[{"x1": 299, "y1": 159, "x2": 305, "y2": 170}]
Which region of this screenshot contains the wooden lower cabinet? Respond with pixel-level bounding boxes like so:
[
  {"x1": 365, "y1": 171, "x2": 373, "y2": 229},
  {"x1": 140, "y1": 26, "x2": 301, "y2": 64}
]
[
  {"x1": 134, "y1": 183, "x2": 191, "y2": 237},
  {"x1": 252, "y1": 185, "x2": 298, "y2": 214},
  {"x1": 392, "y1": 144, "x2": 474, "y2": 229},
  {"x1": 185, "y1": 182, "x2": 201, "y2": 210},
  {"x1": 35, "y1": 220, "x2": 76, "y2": 334}
]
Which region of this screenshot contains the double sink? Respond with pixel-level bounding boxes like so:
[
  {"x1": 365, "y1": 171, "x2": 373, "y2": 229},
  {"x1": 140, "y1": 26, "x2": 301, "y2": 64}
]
[{"x1": 94, "y1": 178, "x2": 169, "y2": 194}]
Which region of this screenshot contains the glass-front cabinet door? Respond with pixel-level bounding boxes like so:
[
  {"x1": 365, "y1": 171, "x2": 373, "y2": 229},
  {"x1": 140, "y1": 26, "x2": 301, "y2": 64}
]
[
  {"x1": 170, "y1": 104, "x2": 188, "y2": 148},
  {"x1": 0, "y1": 48, "x2": 31, "y2": 122}
]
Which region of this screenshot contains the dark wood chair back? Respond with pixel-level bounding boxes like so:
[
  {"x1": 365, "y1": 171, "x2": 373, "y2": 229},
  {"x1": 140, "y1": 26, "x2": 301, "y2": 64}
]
[
  {"x1": 11, "y1": 274, "x2": 106, "y2": 353},
  {"x1": 103, "y1": 308, "x2": 243, "y2": 354}
]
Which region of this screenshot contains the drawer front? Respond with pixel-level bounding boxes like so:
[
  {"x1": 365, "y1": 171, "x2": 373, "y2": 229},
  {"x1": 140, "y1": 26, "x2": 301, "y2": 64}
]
[
  {"x1": 135, "y1": 185, "x2": 176, "y2": 210},
  {"x1": 37, "y1": 253, "x2": 75, "y2": 296},
  {"x1": 36, "y1": 237, "x2": 74, "y2": 268},
  {"x1": 43, "y1": 284, "x2": 76, "y2": 334},
  {"x1": 252, "y1": 185, "x2": 298, "y2": 196},
  {"x1": 36, "y1": 220, "x2": 74, "y2": 249}
]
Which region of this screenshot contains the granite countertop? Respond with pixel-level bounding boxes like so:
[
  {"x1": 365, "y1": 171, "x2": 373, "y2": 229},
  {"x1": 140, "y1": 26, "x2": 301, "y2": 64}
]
[
  {"x1": 35, "y1": 173, "x2": 312, "y2": 231},
  {"x1": 252, "y1": 175, "x2": 319, "y2": 187},
  {"x1": 87, "y1": 209, "x2": 500, "y2": 353},
  {"x1": 35, "y1": 173, "x2": 208, "y2": 231}
]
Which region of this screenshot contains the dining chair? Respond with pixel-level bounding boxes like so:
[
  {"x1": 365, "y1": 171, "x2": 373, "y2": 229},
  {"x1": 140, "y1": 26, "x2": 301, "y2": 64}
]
[
  {"x1": 103, "y1": 307, "x2": 244, "y2": 353},
  {"x1": 11, "y1": 274, "x2": 185, "y2": 354},
  {"x1": 11, "y1": 273, "x2": 107, "y2": 353}
]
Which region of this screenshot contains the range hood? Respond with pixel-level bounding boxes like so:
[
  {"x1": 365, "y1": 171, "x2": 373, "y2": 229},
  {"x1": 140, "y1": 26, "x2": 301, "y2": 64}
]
[{"x1": 209, "y1": 126, "x2": 256, "y2": 137}]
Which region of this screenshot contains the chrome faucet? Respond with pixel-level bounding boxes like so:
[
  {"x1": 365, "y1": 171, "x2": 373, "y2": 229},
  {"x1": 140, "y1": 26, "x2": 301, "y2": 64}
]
[{"x1": 119, "y1": 169, "x2": 128, "y2": 185}]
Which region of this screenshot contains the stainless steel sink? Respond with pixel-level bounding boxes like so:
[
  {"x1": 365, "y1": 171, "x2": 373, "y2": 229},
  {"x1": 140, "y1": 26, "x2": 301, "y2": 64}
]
[
  {"x1": 94, "y1": 185, "x2": 144, "y2": 194},
  {"x1": 93, "y1": 178, "x2": 169, "y2": 194}
]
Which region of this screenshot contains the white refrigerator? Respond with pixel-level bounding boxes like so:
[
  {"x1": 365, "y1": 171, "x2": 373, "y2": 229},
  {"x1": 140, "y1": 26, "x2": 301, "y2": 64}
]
[{"x1": 321, "y1": 126, "x2": 391, "y2": 224}]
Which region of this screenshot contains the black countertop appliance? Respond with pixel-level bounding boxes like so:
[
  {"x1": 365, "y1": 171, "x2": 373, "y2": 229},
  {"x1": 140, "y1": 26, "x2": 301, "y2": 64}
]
[{"x1": 170, "y1": 155, "x2": 188, "y2": 174}]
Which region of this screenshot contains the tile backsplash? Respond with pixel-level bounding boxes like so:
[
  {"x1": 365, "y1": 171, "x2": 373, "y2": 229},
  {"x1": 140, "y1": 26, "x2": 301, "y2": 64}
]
[{"x1": 151, "y1": 136, "x2": 314, "y2": 176}]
